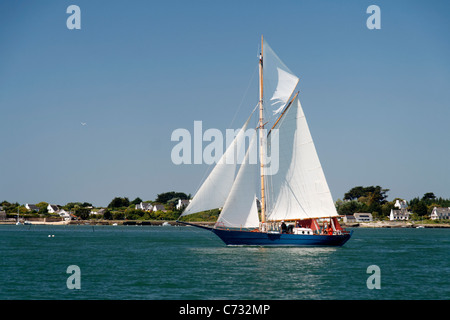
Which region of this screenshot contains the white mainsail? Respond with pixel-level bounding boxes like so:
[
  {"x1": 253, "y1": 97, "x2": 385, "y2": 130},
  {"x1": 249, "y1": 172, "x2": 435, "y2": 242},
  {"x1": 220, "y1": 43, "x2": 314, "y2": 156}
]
[
  {"x1": 180, "y1": 117, "x2": 252, "y2": 217},
  {"x1": 263, "y1": 40, "x2": 299, "y2": 115},
  {"x1": 216, "y1": 130, "x2": 260, "y2": 228},
  {"x1": 265, "y1": 96, "x2": 338, "y2": 221}
]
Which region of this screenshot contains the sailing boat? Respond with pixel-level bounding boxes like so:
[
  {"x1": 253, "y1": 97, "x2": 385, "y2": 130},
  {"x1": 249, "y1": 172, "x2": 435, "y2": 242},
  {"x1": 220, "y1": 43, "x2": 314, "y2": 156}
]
[
  {"x1": 177, "y1": 36, "x2": 352, "y2": 246},
  {"x1": 16, "y1": 207, "x2": 22, "y2": 225}
]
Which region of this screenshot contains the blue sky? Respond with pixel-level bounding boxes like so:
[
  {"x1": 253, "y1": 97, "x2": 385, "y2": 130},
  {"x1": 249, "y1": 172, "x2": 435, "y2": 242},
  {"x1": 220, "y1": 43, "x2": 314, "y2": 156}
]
[{"x1": 1, "y1": 0, "x2": 449, "y2": 207}]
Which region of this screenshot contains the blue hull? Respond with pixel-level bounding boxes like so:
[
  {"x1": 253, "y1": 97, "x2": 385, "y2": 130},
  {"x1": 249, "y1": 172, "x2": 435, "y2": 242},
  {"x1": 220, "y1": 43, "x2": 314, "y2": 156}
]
[{"x1": 212, "y1": 228, "x2": 353, "y2": 247}]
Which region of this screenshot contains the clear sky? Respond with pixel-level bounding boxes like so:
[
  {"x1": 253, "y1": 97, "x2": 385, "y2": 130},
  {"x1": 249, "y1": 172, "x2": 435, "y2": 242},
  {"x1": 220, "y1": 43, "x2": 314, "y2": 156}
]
[{"x1": 1, "y1": 0, "x2": 449, "y2": 207}]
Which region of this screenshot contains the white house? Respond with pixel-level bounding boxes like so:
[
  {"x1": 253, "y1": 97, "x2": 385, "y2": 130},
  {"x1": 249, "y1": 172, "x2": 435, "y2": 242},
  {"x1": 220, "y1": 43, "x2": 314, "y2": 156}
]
[
  {"x1": 390, "y1": 209, "x2": 411, "y2": 221},
  {"x1": 152, "y1": 204, "x2": 166, "y2": 212},
  {"x1": 25, "y1": 204, "x2": 39, "y2": 212},
  {"x1": 90, "y1": 208, "x2": 106, "y2": 215},
  {"x1": 57, "y1": 209, "x2": 71, "y2": 220},
  {"x1": 343, "y1": 215, "x2": 357, "y2": 223},
  {"x1": 135, "y1": 202, "x2": 153, "y2": 211},
  {"x1": 430, "y1": 207, "x2": 450, "y2": 220},
  {"x1": 354, "y1": 213, "x2": 373, "y2": 222},
  {"x1": 47, "y1": 204, "x2": 60, "y2": 213},
  {"x1": 176, "y1": 199, "x2": 191, "y2": 210}
]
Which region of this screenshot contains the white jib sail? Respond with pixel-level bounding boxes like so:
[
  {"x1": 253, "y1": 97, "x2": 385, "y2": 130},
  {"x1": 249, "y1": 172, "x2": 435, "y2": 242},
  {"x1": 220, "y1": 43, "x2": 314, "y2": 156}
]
[
  {"x1": 263, "y1": 40, "x2": 300, "y2": 114},
  {"x1": 216, "y1": 130, "x2": 260, "y2": 229},
  {"x1": 265, "y1": 96, "x2": 338, "y2": 221},
  {"x1": 180, "y1": 117, "x2": 252, "y2": 217}
]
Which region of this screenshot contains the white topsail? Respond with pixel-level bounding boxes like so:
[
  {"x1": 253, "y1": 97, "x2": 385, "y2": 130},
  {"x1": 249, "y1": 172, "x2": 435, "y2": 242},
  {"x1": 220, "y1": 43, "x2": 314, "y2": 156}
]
[
  {"x1": 265, "y1": 96, "x2": 338, "y2": 221},
  {"x1": 263, "y1": 40, "x2": 300, "y2": 115}
]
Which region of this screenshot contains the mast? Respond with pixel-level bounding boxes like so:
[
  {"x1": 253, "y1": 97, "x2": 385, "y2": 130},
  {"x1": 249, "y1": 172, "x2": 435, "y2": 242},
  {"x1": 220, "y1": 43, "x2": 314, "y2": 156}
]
[{"x1": 259, "y1": 35, "x2": 266, "y2": 224}]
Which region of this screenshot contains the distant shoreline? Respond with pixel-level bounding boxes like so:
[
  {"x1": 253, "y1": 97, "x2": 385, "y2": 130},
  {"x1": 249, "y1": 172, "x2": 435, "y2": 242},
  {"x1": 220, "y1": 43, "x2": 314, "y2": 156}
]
[
  {"x1": 341, "y1": 221, "x2": 450, "y2": 228},
  {"x1": 1, "y1": 219, "x2": 449, "y2": 228},
  {"x1": 0, "y1": 219, "x2": 213, "y2": 227}
]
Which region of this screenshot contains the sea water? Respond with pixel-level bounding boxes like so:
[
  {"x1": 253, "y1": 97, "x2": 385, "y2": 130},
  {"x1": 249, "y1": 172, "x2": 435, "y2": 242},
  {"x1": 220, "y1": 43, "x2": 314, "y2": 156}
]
[{"x1": 0, "y1": 225, "x2": 449, "y2": 300}]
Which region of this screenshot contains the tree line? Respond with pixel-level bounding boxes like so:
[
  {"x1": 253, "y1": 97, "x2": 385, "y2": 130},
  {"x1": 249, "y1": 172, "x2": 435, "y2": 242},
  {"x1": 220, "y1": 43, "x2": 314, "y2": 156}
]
[
  {"x1": 335, "y1": 186, "x2": 450, "y2": 220},
  {"x1": 3, "y1": 188, "x2": 449, "y2": 222},
  {"x1": 0, "y1": 191, "x2": 193, "y2": 221}
]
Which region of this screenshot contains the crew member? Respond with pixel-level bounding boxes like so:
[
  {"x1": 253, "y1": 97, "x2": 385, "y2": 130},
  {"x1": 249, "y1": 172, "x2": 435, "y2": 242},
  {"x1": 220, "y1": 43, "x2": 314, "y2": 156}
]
[{"x1": 281, "y1": 221, "x2": 287, "y2": 233}]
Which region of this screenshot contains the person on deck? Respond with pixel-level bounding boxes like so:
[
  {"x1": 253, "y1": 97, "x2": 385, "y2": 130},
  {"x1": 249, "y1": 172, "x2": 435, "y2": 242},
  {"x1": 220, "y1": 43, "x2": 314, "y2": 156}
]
[{"x1": 281, "y1": 221, "x2": 287, "y2": 233}]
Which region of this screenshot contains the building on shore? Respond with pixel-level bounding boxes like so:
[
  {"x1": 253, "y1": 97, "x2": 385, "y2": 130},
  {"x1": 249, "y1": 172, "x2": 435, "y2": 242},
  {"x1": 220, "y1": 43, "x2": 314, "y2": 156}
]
[
  {"x1": 25, "y1": 204, "x2": 39, "y2": 212},
  {"x1": 390, "y1": 209, "x2": 411, "y2": 221},
  {"x1": 176, "y1": 199, "x2": 191, "y2": 210},
  {"x1": 343, "y1": 215, "x2": 356, "y2": 223},
  {"x1": 343, "y1": 213, "x2": 372, "y2": 223},
  {"x1": 390, "y1": 199, "x2": 411, "y2": 221},
  {"x1": 152, "y1": 204, "x2": 166, "y2": 212},
  {"x1": 47, "y1": 204, "x2": 60, "y2": 214},
  {"x1": 135, "y1": 202, "x2": 153, "y2": 211},
  {"x1": 430, "y1": 207, "x2": 450, "y2": 220},
  {"x1": 57, "y1": 209, "x2": 71, "y2": 220},
  {"x1": 353, "y1": 213, "x2": 373, "y2": 222}
]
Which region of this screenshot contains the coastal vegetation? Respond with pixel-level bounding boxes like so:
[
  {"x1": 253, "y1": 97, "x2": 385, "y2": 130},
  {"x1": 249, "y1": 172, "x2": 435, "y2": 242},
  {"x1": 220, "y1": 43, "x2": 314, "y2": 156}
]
[
  {"x1": 1, "y1": 188, "x2": 449, "y2": 223},
  {"x1": 0, "y1": 191, "x2": 215, "y2": 222},
  {"x1": 335, "y1": 186, "x2": 450, "y2": 221}
]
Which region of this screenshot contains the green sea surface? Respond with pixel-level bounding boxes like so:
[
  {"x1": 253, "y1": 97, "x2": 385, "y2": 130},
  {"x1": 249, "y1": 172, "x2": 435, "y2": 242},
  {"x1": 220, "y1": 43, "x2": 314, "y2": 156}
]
[{"x1": 0, "y1": 225, "x2": 449, "y2": 300}]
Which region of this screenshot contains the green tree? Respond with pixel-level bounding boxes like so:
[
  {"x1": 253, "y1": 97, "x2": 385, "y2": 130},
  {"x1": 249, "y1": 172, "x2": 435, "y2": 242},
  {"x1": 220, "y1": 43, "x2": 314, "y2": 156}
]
[
  {"x1": 343, "y1": 186, "x2": 366, "y2": 201},
  {"x1": 336, "y1": 200, "x2": 367, "y2": 216},
  {"x1": 113, "y1": 211, "x2": 125, "y2": 220},
  {"x1": 131, "y1": 197, "x2": 143, "y2": 205},
  {"x1": 108, "y1": 197, "x2": 130, "y2": 208},
  {"x1": 411, "y1": 201, "x2": 428, "y2": 216},
  {"x1": 422, "y1": 192, "x2": 436, "y2": 201},
  {"x1": 156, "y1": 192, "x2": 188, "y2": 204},
  {"x1": 103, "y1": 209, "x2": 113, "y2": 220},
  {"x1": 344, "y1": 186, "x2": 389, "y2": 205},
  {"x1": 64, "y1": 202, "x2": 83, "y2": 211},
  {"x1": 341, "y1": 186, "x2": 390, "y2": 218},
  {"x1": 36, "y1": 202, "x2": 49, "y2": 214},
  {"x1": 74, "y1": 207, "x2": 90, "y2": 220},
  {"x1": 125, "y1": 208, "x2": 145, "y2": 220},
  {"x1": 381, "y1": 201, "x2": 395, "y2": 219}
]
